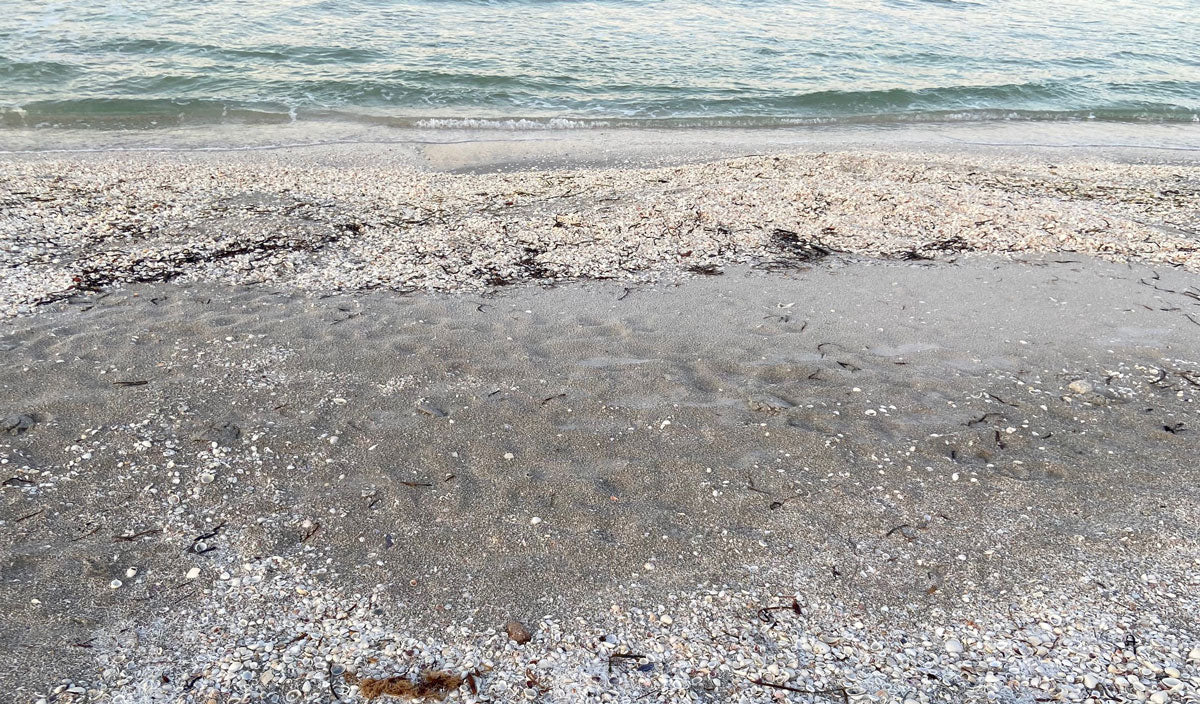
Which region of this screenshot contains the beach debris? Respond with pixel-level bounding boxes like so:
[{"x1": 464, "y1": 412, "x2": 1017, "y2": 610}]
[
  {"x1": 747, "y1": 677, "x2": 850, "y2": 703},
  {"x1": 415, "y1": 401, "x2": 447, "y2": 418},
  {"x1": 885, "y1": 524, "x2": 918, "y2": 541},
  {"x1": 113, "y1": 528, "x2": 160, "y2": 542},
  {"x1": 965, "y1": 412, "x2": 1001, "y2": 427},
  {"x1": 1, "y1": 413, "x2": 37, "y2": 435},
  {"x1": 506, "y1": 619, "x2": 533, "y2": 645},
  {"x1": 925, "y1": 235, "x2": 973, "y2": 252},
  {"x1": 755, "y1": 598, "x2": 803, "y2": 625},
  {"x1": 770, "y1": 228, "x2": 838, "y2": 261},
  {"x1": 747, "y1": 396, "x2": 791, "y2": 413},
  {"x1": 192, "y1": 521, "x2": 226, "y2": 546},
  {"x1": 607, "y1": 652, "x2": 647, "y2": 672},
  {"x1": 300, "y1": 521, "x2": 322, "y2": 543},
  {"x1": 345, "y1": 670, "x2": 463, "y2": 701},
  {"x1": 198, "y1": 421, "x2": 241, "y2": 446},
  {"x1": 893, "y1": 246, "x2": 935, "y2": 261},
  {"x1": 1068, "y1": 380, "x2": 1094, "y2": 394}
]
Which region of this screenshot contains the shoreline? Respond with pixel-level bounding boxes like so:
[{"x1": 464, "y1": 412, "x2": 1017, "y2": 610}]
[{"x1": 2, "y1": 121, "x2": 1199, "y2": 161}]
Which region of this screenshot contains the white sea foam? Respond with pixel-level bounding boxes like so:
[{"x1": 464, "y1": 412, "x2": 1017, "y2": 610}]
[{"x1": 413, "y1": 117, "x2": 612, "y2": 130}]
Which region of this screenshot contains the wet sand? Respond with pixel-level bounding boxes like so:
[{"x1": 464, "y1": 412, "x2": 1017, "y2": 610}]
[{"x1": 2, "y1": 256, "x2": 1199, "y2": 703}]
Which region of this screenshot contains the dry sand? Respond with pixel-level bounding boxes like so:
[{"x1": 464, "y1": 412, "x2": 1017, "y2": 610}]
[{"x1": 1, "y1": 134, "x2": 1199, "y2": 703}]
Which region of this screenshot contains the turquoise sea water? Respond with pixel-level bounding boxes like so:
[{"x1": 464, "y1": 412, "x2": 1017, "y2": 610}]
[{"x1": 1, "y1": 0, "x2": 1198, "y2": 130}]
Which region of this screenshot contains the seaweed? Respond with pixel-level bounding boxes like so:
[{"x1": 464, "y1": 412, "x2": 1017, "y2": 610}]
[
  {"x1": 345, "y1": 670, "x2": 464, "y2": 701},
  {"x1": 771, "y1": 228, "x2": 839, "y2": 261}
]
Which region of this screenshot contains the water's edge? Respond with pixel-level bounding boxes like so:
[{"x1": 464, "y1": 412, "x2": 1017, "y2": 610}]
[{"x1": 2, "y1": 122, "x2": 1198, "y2": 171}]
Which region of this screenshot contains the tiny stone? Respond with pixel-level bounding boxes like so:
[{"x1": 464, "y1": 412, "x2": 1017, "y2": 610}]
[
  {"x1": 109, "y1": 579, "x2": 122, "y2": 589},
  {"x1": 1, "y1": 413, "x2": 36, "y2": 435},
  {"x1": 1068, "y1": 380, "x2": 1093, "y2": 394},
  {"x1": 506, "y1": 620, "x2": 533, "y2": 645}
]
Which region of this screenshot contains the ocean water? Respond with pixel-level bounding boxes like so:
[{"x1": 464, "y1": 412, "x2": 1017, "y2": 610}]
[{"x1": 1, "y1": 0, "x2": 1198, "y2": 130}]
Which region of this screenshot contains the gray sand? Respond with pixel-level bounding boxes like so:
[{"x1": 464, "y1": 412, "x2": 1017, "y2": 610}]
[
  {"x1": 2, "y1": 133, "x2": 1199, "y2": 702},
  {"x1": 2, "y1": 255, "x2": 1198, "y2": 703}
]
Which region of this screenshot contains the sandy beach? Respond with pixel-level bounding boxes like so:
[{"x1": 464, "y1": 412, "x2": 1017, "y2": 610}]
[{"x1": 2, "y1": 133, "x2": 1199, "y2": 703}]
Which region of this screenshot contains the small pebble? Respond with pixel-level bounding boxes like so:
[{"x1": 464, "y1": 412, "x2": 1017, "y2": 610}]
[{"x1": 506, "y1": 620, "x2": 533, "y2": 645}]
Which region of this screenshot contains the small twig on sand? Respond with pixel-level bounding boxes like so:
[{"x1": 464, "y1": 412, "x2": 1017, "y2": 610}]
[
  {"x1": 747, "y1": 677, "x2": 850, "y2": 703},
  {"x1": 607, "y1": 652, "x2": 647, "y2": 673},
  {"x1": 756, "y1": 597, "x2": 803, "y2": 625},
  {"x1": 114, "y1": 528, "x2": 161, "y2": 542},
  {"x1": 15, "y1": 508, "x2": 44, "y2": 523},
  {"x1": 301, "y1": 522, "x2": 322, "y2": 543}
]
